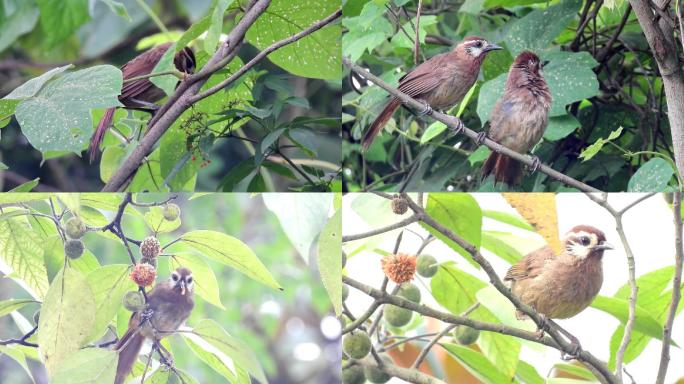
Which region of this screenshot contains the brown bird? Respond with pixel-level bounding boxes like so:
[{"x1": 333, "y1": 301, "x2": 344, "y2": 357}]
[
  {"x1": 505, "y1": 225, "x2": 612, "y2": 330},
  {"x1": 89, "y1": 42, "x2": 196, "y2": 163},
  {"x1": 362, "y1": 36, "x2": 502, "y2": 150},
  {"x1": 114, "y1": 267, "x2": 195, "y2": 384},
  {"x1": 480, "y1": 51, "x2": 551, "y2": 186}
]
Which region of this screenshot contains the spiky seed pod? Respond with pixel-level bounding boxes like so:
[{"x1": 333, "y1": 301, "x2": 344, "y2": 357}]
[
  {"x1": 390, "y1": 195, "x2": 408, "y2": 215},
  {"x1": 163, "y1": 203, "x2": 180, "y2": 221},
  {"x1": 65, "y1": 217, "x2": 86, "y2": 239},
  {"x1": 64, "y1": 239, "x2": 85, "y2": 259},
  {"x1": 140, "y1": 236, "x2": 161, "y2": 260},
  {"x1": 416, "y1": 254, "x2": 439, "y2": 278},
  {"x1": 381, "y1": 253, "x2": 416, "y2": 284},
  {"x1": 122, "y1": 291, "x2": 145, "y2": 312},
  {"x1": 342, "y1": 365, "x2": 365, "y2": 384},
  {"x1": 129, "y1": 263, "x2": 156, "y2": 287},
  {"x1": 342, "y1": 332, "x2": 371, "y2": 359}
]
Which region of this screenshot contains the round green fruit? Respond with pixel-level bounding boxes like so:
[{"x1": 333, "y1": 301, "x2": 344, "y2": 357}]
[
  {"x1": 163, "y1": 203, "x2": 181, "y2": 221},
  {"x1": 416, "y1": 255, "x2": 438, "y2": 278},
  {"x1": 363, "y1": 355, "x2": 392, "y2": 383},
  {"x1": 454, "y1": 326, "x2": 480, "y2": 345},
  {"x1": 397, "y1": 283, "x2": 421, "y2": 303},
  {"x1": 384, "y1": 305, "x2": 412, "y2": 327},
  {"x1": 342, "y1": 365, "x2": 365, "y2": 384},
  {"x1": 343, "y1": 285, "x2": 349, "y2": 301},
  {"x1": 343, "y1": 332, "x2": 371, "y2": 359},
  {"x1": 65, "y1": 217, "x2": 86, "y2": 239},
  {"x1": 64, "y1": 239, "x2": 84, "y2": 259},
  {"x1": 122, "y1": 291, "x2": 145, "y2": 312}
]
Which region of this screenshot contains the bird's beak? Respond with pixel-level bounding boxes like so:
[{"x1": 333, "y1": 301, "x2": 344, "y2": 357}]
[
  {"x1": 483, "y1": 43, "x2": 503, "y2": 53},
  {"x1": 595, "y1": 242, "x2": 615, "y2": 251},
  {"x1": 179, "y1": 280, "x2": 186, "y2": 296},
  {"x1": 542, "y1": 60, "x2": 550, "y2": 68}
]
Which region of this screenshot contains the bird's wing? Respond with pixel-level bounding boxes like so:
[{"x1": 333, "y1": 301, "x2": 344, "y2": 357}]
[
  {"x1": 397, "y1": 53, "x2": 452, "y2": 97},
  {"x1": 120, "y1": 43, "x2": 172, "y2": 99},
  {"x1": 504, "y1": 245, "x2": 554, "y2": 281},
  {"x1": 487, "y1": 99, "x2": 516, "y2": 141}
]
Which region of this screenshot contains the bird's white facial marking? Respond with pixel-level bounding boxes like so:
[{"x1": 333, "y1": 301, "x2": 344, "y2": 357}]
[
  {"x1": 564, "y1": 231, "x2": 599, "y2": 260},
  {"x1": 465, "y1": 40, "x2": 487, "y2": 57}
]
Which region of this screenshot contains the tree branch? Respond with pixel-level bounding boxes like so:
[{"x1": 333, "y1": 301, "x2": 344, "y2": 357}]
[
  {"x1": 354, "y1": 358, "x2": 447, "y2": 384},
  {"x1": 342, "y1": 58, "x2": 602, "y2": 193},
  {"x1": 655, "y1": 192, "x2": 683, "y2": 383}
]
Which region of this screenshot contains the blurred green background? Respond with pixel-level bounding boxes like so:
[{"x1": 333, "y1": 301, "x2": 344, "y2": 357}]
[{"x1": 0, "y1": 193, "x2": 340, "y2": 383}]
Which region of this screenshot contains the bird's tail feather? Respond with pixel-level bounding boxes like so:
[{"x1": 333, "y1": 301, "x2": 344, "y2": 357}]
[
  {"x1": 89, "y1": 108, "x2": 115, "y2": 163},
  {"x1": 114, "y1": 328, "x2": 144, "y2": 384},
  {"x1": 362, "y1": 99, "x2": 401, "y2": 150},
  {"x1": 481, "y1": 152, "x2": 522, "y2": 186}
]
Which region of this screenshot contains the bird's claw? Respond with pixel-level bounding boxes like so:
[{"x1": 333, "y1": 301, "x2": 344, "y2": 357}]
[
  {"x1": 140, "y1": 308, "x2": 153, "y2": 323},
  {"x1": 449, "y1": 119, "x2": 465, "y2": 135},
  {"x1": 417, "y1": 101, "x2": 433, "y2": 116},
  {"x1": 561, "y1": 342, "x2": 583, "y2": 361},
  {"x1": 475, "y1": 131, "x2": 487, "y2": 146},
  {"x1": 529, "y1": 156, "x2": 542, "y2": 173}
]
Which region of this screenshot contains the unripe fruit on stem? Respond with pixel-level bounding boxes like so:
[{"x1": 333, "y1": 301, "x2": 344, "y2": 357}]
[
  {"x1": 384, "y1": 305, "x2": 412, "y2": 327},
  {"x1": 65, "y1": 217, "x2": 86, "y2": 239},
  {"x1": 123, "y1": 291, "x2": 145, "y2": 312},
  {"x1": 342, "y1": 285, "x2": 349, "y2": 301},
  {"x1": 343, "y1": 332, "x2": 371, "y2": 359},
  {"x1": 163, "y1": 203, "x2": 180, "y2": 221},
  {"x1": 342, "y1": 365, "x2": 365, "y2": 384},
  {"x1": 397, "y1": 283, "x2": 421, "y2": 303},
  {"x1": 64, "y1": 239, "x2": 84, "y2": 259},
  {"x1": 416, "y1": 255, "x2": 438, "y2": 278},
  {"x1": 454, "y1": 326, "x2": 480, "y2": 345},
  {"x1": 390, "y1": 195, "x2": 408, "y2": 215},
  {"x1": 130, "y1": 263, "x2": 156, "y2": 287},
  {"x1": 363, "y1": 354, "x2": 392, "y2": 383},
  {"x1": 140, "y1": 236, "x2": 161, "y2": 259}
]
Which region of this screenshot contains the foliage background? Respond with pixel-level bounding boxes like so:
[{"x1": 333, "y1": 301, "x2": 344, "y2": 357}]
[
  {"x1": 0, "y1": 193, "x2": 340, "y2": 384},
  {"x1": 343, "y1": 193, "x2": 684, "y2": 383},
  {"x1": 342, "y1": 0, "x2": 677, "y2": 192},
  {"x1": 0, "y1": 0, "x2": 342, "y2": 192}
]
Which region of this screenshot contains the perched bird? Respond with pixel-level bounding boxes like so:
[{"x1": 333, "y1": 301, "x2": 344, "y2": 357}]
[
  {"x1": 114, "y1": 267, "x2": 195, "y2": 384},
  {"x1": 89, "y1": 43, "x2": 196, "y2": 162},
  {"x1": 362, "y1": 36, "x2": 502, "y2": 150},
  {"x1": 505, "y1": 225, "x2": 613, "y2": 321},
  {"x1": 480, "y1": 51, "x2": 551, "y2": 186}
]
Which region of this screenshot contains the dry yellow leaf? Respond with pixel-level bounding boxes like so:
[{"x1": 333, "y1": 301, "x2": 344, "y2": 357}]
[{"x1": 502, "y1": 193, "x2": 561, "y2": 254}]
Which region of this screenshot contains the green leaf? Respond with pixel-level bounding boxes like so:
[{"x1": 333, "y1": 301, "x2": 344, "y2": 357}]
[
  {"x1": 178, "y1": 230, "x2": 281, "y2": 290},
  {"x1": 482, "y1": 210, "x2": 534, "y2": 231},
  {"x1": 38, "y1": 268, "x2": 96, "y2": 377},
  {"x1": 144, "y1": 206, "x2": 181, "y2": 233},
  {"x1": 0, "y1": 299, "x2": 36, "y2": 318},
  {"x1": 14, "y1": 65, "x2": 123, "y2": 153},
  {"x1": 183, "y1": 332, "x2": 244, "y2": 382},
  {"x1": 420, "y1": 121, "x2": 447, "y2": 144},
  {"x1": 543, "y1": 51, "x2": 599, "y2": 116},
  {"x1": 218, "y1": 158, "x2": 258, "y2": 192},
  {"x1": 504, "y1": 0, "x2": 582, "y2": 54},
  {"x1": 51, "y1": 348, "x2": 117, "y2": 384},
  {"x1": 441, "y1": 343, "x2": 512, "y2": 384},
  {"x1": 0, "y1": 345, "x2": 33, "y2": 381},
  {"x1": 515, "y1": 360, "x2": 544, "y2": 384},
  {"x1": 190, "y1": 319, "x2": 268, "y2": 384},
  {"x1": 481, "y1": 231, "x2": 523, "y2": 264},
  {"x1": 0, "y1": 0, "x2": 39, "y2": 53},
  {"x1": 246, "y1": 0, "x2": 341, "y2": 79},
  {"x1": 169, "y1": 253, "x2": 225, "y2": 310},
  {"x1": 99, "y1": 146, "x2": 126, "y2": 183},
  {"x1": 177, "y1": 12, "x2": 212, "y2": 49},
  {"x1": 591, "y1": 296, "x2": 664, "y2": 340},
  {"x1": 101, "y1": 0, "x2": 131, "y2": 21},
  {"x1": 553, "y1": 363, "x2": 597, "y2": 381},
  {"x1": 390, "y1": 15, "x2": 437, "y2": 48},
  {"x1": 3, "y1": 65, "x2": 74, "y2": 100},
  {"x1": 205, "y1": 0, "x2": 233, "y2": 54},
  {"x1": 627, "y1": 158, "x2": 675, "y2": 192},
  {"x1": 420, "y1": 193, "x2": 482, "y2": 266},
  {"x1": 263, "y1": 193, "x2": 333, "y2": 261},
  {"x1": 579, "y1": 127, "x2": 623, "y2": 161},
  {"x1": 85, "y1": 264, "x2": 135, "y2": 342},
  {"x1": 431, "y1": 263, "x2": 485, "y2": 314},
  {"x1": 8, "y1": 178, "x2": 39, "y2": 192},
  {"x1": 150, "y1": 42, "x2": 179, "y2": 96},
  {"x1": 317, "y1": 209, "x2": 341, "y2": 315},
  {"x1": 256, "y1": 128, "x2": 287, "y2": 166},
  {"x1": 0, "y1": 214, "x2": 49, "y2": 298},
  {"x1": 544, "y1": 114, "x2": 580, "y2": 141},
  {"x1": 342, "y1": 1, "x2": 392, "y2": 62},
  {"x1": 36, "y1": 0, "x2": 90, "y2": 47},
  {"x1": 468, "y1": 146, "x2": 490, "y2": 166}
]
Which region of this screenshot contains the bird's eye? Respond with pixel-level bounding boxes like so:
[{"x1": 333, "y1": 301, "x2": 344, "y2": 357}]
[
  {"x1": 186, "y1": 276, "x2": 193, "y2": 284},
  {"x1": 580, "y1": 236, "x2": 590, "y2": 246},
  {"x1": 171, "y1": 274, "x2": 179, "y2": 281},
  {"x1": 475, "y1": 41, "x2": 483, "y2": 48}
]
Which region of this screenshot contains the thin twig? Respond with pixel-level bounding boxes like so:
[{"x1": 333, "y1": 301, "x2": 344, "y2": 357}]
[{"x1": 413, "y1": 0, "x2": 422, "y2": 65}]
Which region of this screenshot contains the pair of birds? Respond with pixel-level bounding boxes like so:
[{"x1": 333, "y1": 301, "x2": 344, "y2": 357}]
[{"x1": 363, "y1": 36, "x2": 552, "y2": 187}]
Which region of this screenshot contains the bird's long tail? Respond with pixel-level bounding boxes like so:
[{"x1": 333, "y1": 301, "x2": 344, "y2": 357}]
[
  {"x1": 362, "y1": 98, "x2": 401, "y2": 151},
  {"x1": 481, "y1": 152, "x2": 522, "y2": 187},
  {"x1": 89, "y1": 107, "x2": 115, "y2": 163},
  {"x1": 114, "y1": 328, "x2": 144, "y2": 384}
]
